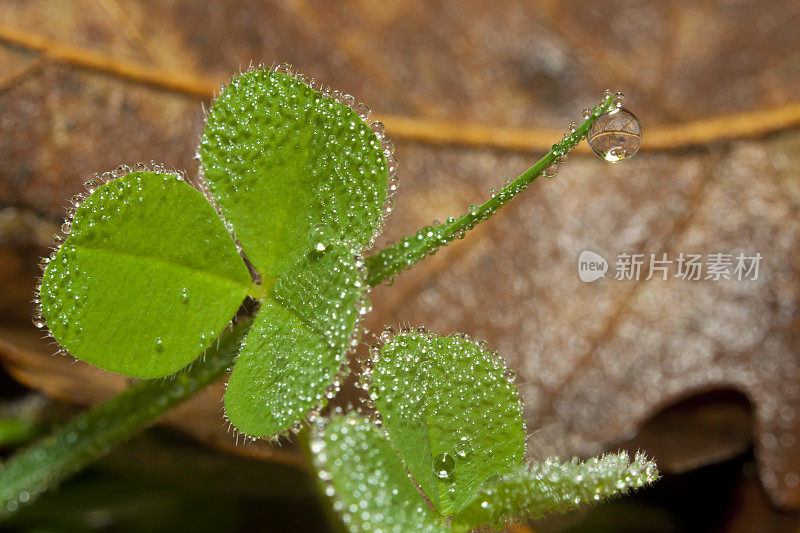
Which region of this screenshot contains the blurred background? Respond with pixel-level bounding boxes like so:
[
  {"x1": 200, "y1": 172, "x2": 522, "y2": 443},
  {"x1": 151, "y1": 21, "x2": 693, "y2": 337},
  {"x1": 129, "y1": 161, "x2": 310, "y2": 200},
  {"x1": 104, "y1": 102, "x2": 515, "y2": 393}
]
[{"x1": 1, "y1": 0, "x2": 800, "y2": 531}]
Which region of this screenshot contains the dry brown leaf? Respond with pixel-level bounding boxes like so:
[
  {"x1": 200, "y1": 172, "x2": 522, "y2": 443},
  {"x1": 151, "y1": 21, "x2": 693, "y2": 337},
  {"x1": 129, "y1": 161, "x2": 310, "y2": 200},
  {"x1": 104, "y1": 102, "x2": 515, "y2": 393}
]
[
  {"x1": 1, "y1": 0, "x2": 799, "y2": 510},
  {"x1": 0, "y1": 326, "x2": 304, "y2": 467}
]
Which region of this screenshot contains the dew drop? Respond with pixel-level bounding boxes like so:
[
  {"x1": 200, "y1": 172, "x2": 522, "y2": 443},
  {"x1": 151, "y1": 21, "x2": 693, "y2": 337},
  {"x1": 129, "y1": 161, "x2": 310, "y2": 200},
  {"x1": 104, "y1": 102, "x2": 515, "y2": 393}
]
[
  {"x1": 586, "y1": 108, "x2": 642, "y2": 163},
  {"x1": 433, "y1": 453, "x2": 455, "y2": 480},
  {"x1": 70, "y1": 194, "x2": 85, "y2": 207},
  {"x1": 386, "y1": 155, "x2": 399, "y2": 176},
  {"x1": 454, "y1": 435, "x2": 473, "y2": 458},
  {"x1": 543, "y1": 165, "x2": 559, "y2": 178},
  {"x1": 83, "y1": 179, "x2": 99, "y2": 193},
  {"x1": 379, "y1": 328, "x2": 395, "y2": 343},
  {"x1": 353, "y1": 102, "x2": 371, "y2": 120},
  {"x1": 32, "y1": 315, "x2": 46, "y2": 329},
  {"x1": 370, "y1": 121, "x2": 386, "y2": 140}
]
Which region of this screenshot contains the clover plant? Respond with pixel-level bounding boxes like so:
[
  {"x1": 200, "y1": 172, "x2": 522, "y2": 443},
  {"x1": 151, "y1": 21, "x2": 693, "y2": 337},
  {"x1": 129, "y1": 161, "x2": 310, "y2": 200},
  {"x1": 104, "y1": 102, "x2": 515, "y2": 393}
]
[{"x1": 1, "y1": 65, "x2": 655, "y2": 530}]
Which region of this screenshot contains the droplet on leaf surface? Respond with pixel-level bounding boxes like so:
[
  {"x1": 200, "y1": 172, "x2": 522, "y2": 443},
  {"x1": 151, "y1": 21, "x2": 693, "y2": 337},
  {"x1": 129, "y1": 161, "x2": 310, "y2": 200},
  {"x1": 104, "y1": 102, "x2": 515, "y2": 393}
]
[
  {"x1": 433, "y1": 453, "x2": 456, "y2": 480},
  {"x1": 587, "y1": 107, "x2": 642, "y2": 162},
  {"x1": 455, "y1": 435, "x2": 473, "y2": 458}
]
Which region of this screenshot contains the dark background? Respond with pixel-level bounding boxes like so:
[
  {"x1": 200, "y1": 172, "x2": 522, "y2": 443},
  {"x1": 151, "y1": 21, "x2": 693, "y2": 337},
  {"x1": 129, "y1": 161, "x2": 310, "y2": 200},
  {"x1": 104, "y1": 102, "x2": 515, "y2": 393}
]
[{"x1": 2, "y1": 1, "x2": 800, "y2": 531}]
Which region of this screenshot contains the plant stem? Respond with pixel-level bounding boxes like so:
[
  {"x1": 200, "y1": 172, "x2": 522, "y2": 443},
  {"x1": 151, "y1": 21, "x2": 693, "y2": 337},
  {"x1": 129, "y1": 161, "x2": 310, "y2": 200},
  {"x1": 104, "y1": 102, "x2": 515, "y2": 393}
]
[
  {"x1": 365, "y1": 94, "x2": 614, "y2": 287},
  {"x1": 0, "y1": 94, "x2": 613, "y2": 520},
  {"x1": 0, "y1": 322, "x2": 250, "y2": 517}
]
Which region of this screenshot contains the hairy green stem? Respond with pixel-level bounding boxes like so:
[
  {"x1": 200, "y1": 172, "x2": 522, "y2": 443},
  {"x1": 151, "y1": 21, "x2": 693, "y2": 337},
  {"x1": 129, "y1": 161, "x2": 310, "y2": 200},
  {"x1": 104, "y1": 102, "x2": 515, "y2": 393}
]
[
  {"x1": 365, "y1": 95, "x2": 614, "y2": 287},
  {"x1": 0, "y1": 322, "x2": 249, "y2": 517},
  {"x1": 0, "y1": 94, "x2": 613, "y2": 520}
]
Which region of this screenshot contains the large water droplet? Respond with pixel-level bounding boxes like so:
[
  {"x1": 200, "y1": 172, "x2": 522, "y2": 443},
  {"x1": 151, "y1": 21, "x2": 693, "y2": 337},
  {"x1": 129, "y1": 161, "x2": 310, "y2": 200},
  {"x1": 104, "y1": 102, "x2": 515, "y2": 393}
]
[
  {"x1": 587, "y1": 107, "x2": 642, "y2": 163},
  {"x1": 433, "y1": 453, "x2": 455, "y2": 480}
]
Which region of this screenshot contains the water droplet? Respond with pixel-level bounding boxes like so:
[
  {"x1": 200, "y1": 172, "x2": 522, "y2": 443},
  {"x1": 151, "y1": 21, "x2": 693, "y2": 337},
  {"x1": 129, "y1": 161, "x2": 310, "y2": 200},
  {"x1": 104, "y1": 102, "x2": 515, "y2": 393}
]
[
  {"x1": 586, "y1": 108, "x2": 642, "y2": 163},
  {"x1": 353, "y1": 102, "x2": 371, "y2": 120},
  {"x1": 543, "y1": 165, "x2": 559, "y2": 178},
  {"x1": 454, "y1": 435, "x2": 473, "y2": 458},
  {"x1": 83, "y1": 179, "x2": 99, "y2": 193},
  {"x1": 32, "y1": 315, "x2": 45, "y2": 329},
  {"x1": 433, "y1": 453, "x2": 455, "y2": 480},
  {"x1": 379, "y1": 328, "x2": 395, "y2": 343},
  {"x1": 386, "y1": 155, "x2": 399, "y2": 176},
  {"x1": 370, "y1": 121, "x2": 386, "y2": 140},
  {"x1": 70, "y1": 194, "x2": 85, "y2": 207}
]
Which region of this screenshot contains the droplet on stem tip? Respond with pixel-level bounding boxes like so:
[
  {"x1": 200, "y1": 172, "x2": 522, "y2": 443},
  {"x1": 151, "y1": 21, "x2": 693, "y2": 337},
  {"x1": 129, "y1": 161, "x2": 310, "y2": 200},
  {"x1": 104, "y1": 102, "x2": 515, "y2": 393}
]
[{"x1": 586, "y1": 107, "x2": 641, "y2": 163}]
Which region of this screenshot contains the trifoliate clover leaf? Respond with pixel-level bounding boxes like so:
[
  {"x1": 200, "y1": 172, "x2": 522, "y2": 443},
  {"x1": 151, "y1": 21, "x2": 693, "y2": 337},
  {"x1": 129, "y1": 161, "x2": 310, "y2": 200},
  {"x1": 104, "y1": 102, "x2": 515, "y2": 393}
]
[
  {"x1": 310, "y1": 413, "x2": 449, "y2": 533},
  {"x1": 369, "y1": 330, "x2": 526, "y2": 516},
  {"x1": 39, "y1": 67, "x2": 390, "y2": 438}
]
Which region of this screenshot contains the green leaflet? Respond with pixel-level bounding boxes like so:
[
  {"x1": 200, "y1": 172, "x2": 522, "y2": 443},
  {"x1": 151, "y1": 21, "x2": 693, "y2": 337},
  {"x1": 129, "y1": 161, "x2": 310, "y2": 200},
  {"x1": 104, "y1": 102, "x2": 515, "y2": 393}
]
[
  {"x1": 369, "y1": 331, "x2": 526, "y2": 516},
  {"x1": 310, "y1": 413, "x2": 449, "y2": 533},
  {"x1": 39, "y1": 172, "x2": 251, "y2": 378},
  {"x1": 451, "y1": 452, "x2": 659, "y2": 531},
  {"x1": 224, "y1": 244, "x2": 365, "y2": 437},
  {"x1": 200, "y1": 69, "x2": 389, "y2": 437},
  {"x1": 200, "y1": 69, "x2": 388, "y2": 279}
]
